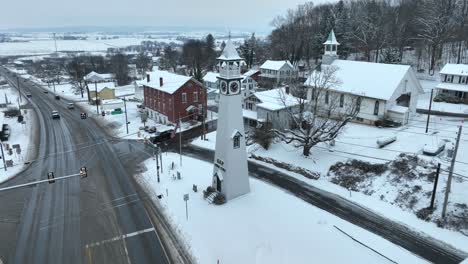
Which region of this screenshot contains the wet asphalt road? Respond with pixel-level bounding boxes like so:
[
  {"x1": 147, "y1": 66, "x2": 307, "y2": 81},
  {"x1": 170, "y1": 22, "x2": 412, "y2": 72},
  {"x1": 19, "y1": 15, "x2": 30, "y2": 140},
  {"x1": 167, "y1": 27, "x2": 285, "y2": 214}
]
[{"x1": 0, "y1": 69, "x2": 170, "y2": 264}]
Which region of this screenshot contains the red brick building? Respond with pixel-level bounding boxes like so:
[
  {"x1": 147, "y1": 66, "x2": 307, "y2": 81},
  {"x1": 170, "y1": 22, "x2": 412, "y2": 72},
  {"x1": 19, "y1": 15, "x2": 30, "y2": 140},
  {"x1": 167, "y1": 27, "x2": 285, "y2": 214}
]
[{"x1": 141, "y1": 70, "x2": 207, "y2": 123}]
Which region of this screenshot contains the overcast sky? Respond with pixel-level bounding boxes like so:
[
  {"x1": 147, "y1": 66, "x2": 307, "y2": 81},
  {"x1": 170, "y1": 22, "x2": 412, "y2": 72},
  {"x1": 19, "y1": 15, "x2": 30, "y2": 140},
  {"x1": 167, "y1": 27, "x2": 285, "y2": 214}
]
[{"x1": 0, "y1": 0, "x2": 333, "y2": 31}]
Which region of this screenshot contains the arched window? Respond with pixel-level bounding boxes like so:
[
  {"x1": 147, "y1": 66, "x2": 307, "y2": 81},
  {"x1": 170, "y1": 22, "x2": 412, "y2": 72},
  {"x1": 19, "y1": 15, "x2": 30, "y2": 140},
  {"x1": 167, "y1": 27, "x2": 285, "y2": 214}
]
[
  {"x1": 233, "y1": 135, "x2": 240, "y2": 149},
  {"x1": 374, "y1": 101, "x2": 379, "y2": 115}
]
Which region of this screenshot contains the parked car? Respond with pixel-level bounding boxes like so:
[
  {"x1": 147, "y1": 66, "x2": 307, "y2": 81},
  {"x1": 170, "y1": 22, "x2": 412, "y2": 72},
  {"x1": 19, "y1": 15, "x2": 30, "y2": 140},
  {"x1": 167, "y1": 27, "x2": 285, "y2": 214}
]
[
  {"x1": 150, "y1": 130, "x2": 174, "y2": 144},
  {"x1": 43, "y1": 90, "x2": 48, "y2": 94},
  {"x1": 26, "y1": 93, "x2": 32, "y2": 98},
  {"x1": 147, "y1": 126, "x2": 157, "y2": 134},
  {"x1": 51, "y1": 111, "x2": 60, "y2": 119},
  {"x1": 67, "y1": 103, "x2": 75, "y2": 109},
  {"x1": 1, "y1": 124, "x2": 10, "y2": 141},
  {"x1": 55, "y1": 95, "x2": 60, "y2": 100}
]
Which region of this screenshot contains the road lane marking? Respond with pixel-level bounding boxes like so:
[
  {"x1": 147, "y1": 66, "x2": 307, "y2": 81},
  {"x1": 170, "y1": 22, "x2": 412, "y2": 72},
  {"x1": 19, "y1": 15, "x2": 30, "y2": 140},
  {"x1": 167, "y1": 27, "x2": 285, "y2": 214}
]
[{"x1": 84, "y1": 227, "x2": 155, "y2": 249}]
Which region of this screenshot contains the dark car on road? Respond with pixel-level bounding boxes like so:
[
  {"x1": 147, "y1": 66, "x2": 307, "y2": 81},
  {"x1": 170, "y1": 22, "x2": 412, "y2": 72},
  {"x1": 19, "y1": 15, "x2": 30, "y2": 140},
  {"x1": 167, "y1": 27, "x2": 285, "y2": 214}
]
[
  {"x1": 55, "y1": 95, "x2": 60, "y2": 100},
  {"x1": 150, "y1": 130, "x2": 174, "y2": 144},
  {"x1": 52, "y1": 111, "x2": 60, "y2": 119},
  {"x1": 43, "y1": 90, "x2": 48, "y2": 94},
  {"x1": 26, "y1": 93, "x2": 32, "y2": 98}
]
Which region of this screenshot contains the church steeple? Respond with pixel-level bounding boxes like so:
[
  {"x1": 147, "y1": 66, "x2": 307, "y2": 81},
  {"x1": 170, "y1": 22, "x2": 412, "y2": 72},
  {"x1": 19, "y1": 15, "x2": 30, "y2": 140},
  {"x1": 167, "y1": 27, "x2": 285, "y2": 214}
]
[{"x1": 322, "y1": 29, "x2": 340, "y2": 65}]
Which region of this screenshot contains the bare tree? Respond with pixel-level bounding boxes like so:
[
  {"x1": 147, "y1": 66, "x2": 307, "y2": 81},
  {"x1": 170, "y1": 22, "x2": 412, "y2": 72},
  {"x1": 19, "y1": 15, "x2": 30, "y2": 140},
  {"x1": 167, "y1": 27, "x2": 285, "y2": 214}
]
[{"x1": 273, "y1": 66, "x2": 360, "y2": 156}]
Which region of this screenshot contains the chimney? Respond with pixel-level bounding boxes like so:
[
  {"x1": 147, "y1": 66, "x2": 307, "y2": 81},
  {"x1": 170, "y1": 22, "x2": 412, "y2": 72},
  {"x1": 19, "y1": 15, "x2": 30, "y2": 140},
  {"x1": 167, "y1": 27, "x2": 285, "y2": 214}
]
[
  {"x1": 285, "y1": 86, "x2": 290, "y2": 94},
  {"x1": 146, "y1": 74, "x2": 150, "y2": 82},
  {"x1": 159, "y1": 77, "x2": 163, "y2": 87}
]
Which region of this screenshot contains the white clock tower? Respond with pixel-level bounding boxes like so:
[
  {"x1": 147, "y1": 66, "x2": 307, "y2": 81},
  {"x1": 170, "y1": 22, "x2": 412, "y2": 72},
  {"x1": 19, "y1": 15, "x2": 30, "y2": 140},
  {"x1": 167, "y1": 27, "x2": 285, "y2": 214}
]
[{"x1": 212, "y1": 38, "x2": 250, "y2": 201}]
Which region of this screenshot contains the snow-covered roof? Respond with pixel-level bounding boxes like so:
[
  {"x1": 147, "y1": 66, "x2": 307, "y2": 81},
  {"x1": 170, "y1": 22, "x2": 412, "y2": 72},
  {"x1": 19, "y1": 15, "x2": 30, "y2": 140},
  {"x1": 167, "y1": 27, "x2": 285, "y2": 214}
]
[
  {"x1": 90, "y1": 82, "x2": 115, "y2": 92},
  {"x1": 253, "y1": 87, "x2": 301, "y2": 111},
  {"x1": 388, "y1": 105, "x2": 408, "y2": 114},
  {"x1": 139, "y1": 70, "x2": 192, "y2": 94},
  {"x1": 260, "y1": 60, "x2": 294, "y2": 71},
  {"x1": 305, "y1": 60, "x2": 412, "y2": 101},
  {"x1": 243, "y1": 69, "x2": 260, "y2": 77},
  {"x1": 323, "y1": 30, "x2": 340, "y2": 45},
  {"x1": 440, "y1": 63, "x2": 468, "y2": 77},
  {"x1": 435, "y1": 82, "x2": 468, "y2": 93},
  {"x1": 84, "y1": 71, "x2": 115, "y2": 82},
  {"x1": 242, "y1": 109, "x2": 258, "y2": 120},
  {"x1": 203, "y1": 72, "x2": 219, "y2": 83},
  {"x1": 217, "y1": 39, "x2": 242, "y2": 61}
]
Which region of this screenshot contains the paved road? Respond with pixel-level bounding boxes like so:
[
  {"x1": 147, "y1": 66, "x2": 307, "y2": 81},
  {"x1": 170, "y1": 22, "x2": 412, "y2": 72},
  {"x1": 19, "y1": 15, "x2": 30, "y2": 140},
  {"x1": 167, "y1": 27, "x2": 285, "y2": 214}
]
[
  {"x1": 183, "y1": 144, "x2": 468, "y2": 264},
  {"x1": 0, "y1": 69, "x2": 174, "y2": 264}
]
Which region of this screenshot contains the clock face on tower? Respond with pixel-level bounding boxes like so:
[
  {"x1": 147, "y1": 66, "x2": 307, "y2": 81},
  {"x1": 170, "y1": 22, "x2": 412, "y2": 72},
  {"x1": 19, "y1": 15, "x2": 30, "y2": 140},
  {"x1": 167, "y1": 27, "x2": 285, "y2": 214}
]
[
  {"x1": 220, "y1": 81, "x2": 228, "y2": 94},
  {"x1": 229, "y1": 81, "x2": 239, "y2": 94}
]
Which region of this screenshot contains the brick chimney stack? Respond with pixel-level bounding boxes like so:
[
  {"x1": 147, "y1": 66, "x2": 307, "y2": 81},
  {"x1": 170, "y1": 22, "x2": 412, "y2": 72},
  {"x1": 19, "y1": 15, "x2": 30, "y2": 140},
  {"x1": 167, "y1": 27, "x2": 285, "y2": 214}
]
[
  {"x1": 159, "y1": 77, "x2": 163, "y2": 87},
  {"x1": 146, "y1": 74, "x2": 150, "y2": 82}
]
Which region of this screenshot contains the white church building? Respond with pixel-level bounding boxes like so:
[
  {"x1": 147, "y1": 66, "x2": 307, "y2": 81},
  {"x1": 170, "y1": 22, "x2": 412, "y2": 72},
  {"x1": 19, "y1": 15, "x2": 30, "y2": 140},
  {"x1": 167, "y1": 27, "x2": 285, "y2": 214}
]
[{"x1": 305, "y1": 30, "x2": 423, "y2": 126}]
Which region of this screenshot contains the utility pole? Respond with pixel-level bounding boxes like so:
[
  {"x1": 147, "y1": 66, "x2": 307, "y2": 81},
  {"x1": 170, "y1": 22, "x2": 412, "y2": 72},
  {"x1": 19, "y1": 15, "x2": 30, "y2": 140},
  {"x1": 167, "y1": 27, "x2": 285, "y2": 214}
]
[
  {"x1": 94, "y1": 81, "x2": 99, "y2": 115},
  {"x1": 425, "y1": 89, "x2": 434, "y2": 133},
  {"x1": 155, "y1": 147, "x2": 160, "y2": 183},
  {"x1": 159, "y1": 147, "x2": 163, "y2": 174},
  {"x1": 179, "y1": 112, "x2": 182, "y2": 166},
  {"x1": 16, "y1": 76, "x2": 22, "y2": 103},
  {"x1": 53, "y1": 33, "x2": 58, "y2": 54},
  {"x1": 0, "y1": 141, "x2": 7, "y2": 171},
  {"x1": 442, "y1": 126, "x2": 463, "y2": 218},
  {"x1": 430, "y1": 163, "x2": 441, "y2": 209},
  {"x1": 123, "y1": 98, "x2": 129, "y2": 134}
]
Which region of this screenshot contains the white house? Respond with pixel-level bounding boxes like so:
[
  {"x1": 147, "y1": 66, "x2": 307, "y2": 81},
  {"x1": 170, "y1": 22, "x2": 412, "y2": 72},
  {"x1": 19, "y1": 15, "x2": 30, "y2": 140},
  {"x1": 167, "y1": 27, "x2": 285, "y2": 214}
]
[
  {"x1": 435, "y1": 63, "x2": 468, "y2": 104},
  {"x1": 243, "y1": 87, "x2": 302, "y2": 129},
  {"x1": 304, "y1": 30, "x2": 423, "y2": 126},
  {"x1": 259, "y1": 60, "x2": 296, "y2": 84}
]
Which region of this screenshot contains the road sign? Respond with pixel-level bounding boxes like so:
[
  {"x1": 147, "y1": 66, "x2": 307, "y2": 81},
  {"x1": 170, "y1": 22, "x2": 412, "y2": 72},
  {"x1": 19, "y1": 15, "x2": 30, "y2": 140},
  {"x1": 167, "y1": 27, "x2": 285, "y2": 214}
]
[{"x1": 183, "y1": 194, "x2": 189, "y2": 201}]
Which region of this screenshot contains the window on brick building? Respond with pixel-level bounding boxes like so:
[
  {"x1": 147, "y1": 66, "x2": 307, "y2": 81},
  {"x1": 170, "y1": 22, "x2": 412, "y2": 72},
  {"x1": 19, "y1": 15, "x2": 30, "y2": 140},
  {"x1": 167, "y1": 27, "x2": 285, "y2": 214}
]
[
  {"x1": 182, "y1": 93, "x2": 187, "y2": 103},
  {"x1": 193, "y1": 92, "x2": 198, "y2": 102}
]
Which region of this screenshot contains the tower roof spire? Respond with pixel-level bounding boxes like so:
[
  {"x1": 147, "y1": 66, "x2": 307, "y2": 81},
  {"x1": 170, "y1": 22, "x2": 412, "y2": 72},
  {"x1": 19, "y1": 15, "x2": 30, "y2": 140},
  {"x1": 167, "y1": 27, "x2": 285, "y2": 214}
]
[
  {"x1": 323, "y1": 29, "x2": 340, "y2": 45},
  {"x1": 218, "y1": 38, "x2": 242, "y2": 61}
]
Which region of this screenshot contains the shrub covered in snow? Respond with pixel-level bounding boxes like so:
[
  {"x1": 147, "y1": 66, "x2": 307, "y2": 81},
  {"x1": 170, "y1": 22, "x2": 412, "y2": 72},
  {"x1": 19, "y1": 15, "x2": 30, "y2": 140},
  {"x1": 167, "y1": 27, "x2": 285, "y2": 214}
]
[
  {"x1": 250, "y1": 154, "x2": 320, "y2": 180},
  {"x1": 213, "y1": 193, "x2": 226, "y2": 205}
]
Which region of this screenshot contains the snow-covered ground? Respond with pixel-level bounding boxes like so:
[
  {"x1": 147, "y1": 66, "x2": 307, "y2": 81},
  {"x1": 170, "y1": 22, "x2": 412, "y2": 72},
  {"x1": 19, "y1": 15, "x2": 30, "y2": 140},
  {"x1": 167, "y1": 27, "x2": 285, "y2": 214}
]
[
  {"x1": 137, "y1": 153, "x2": 429, "y2": 264},
  {"x1": 0, "y1": 84, "x2": 34, "y2": 183},
  {"x1": 0, "y1": 37, "x2": 182, "y2": 56},
  {"x1": 191, "y1": 114, "x2": 468, "y2": 252}
]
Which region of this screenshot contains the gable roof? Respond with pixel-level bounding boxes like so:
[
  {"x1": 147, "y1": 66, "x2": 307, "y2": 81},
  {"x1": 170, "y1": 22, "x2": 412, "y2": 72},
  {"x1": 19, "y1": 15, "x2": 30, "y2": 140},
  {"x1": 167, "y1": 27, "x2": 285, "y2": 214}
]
[
  {"x1": 84, "y1": 71, "x2": 115, "y2": 82},
  {"x1": 305, "y1": 60, "x2": 412, "y2": 101},
  {"x1": 203, "y1": 72, "x2": 219, "y2": 83},
  {"x1": 252, "y1": 87, "x2": 301, "y2": 111},
  {"x1": 244, "y1": 69, "x2": 260, "y2": 77},
  {"x1": 260, "y1": 60, "x2": 294, "y2": 71},
  {"x1": 440, "y1": 63, "x2": 468, "y2": 77},
  {"x1": 217, "y1": 39, "x2": 242, "y2": 61},
  {"x1": 138, "y1": 70, "x2": 192, "y2": 94}
]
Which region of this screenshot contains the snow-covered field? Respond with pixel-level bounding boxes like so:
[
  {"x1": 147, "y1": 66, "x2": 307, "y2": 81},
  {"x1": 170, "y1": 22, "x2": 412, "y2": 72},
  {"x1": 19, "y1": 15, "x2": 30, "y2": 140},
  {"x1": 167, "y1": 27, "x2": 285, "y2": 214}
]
[
  {"x1": 191, "y1": 114, "x2": 468, "y2": 251},
  {"x1": 137, "y1": 153, "x2": 429, "y2": 264},
  {"x1": 0, "y1": 84, "x2": 34, "y2": 183},
  {"x1": 0, "y1": 37, "x2": 181, "y2": 56}
]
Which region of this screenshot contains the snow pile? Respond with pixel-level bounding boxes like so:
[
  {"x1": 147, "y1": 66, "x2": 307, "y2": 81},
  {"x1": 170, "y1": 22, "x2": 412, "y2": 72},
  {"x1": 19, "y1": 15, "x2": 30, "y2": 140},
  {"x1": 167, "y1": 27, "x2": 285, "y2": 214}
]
[
  {"x1": 250, "y1": 153, "x2": 320, "y2": 180},
  {"x1": 137, "y1": 153, "x2": 428, "y2": 264},
  {"x1": 328, "y1": 154, "x2": 467, "y2": 233}
]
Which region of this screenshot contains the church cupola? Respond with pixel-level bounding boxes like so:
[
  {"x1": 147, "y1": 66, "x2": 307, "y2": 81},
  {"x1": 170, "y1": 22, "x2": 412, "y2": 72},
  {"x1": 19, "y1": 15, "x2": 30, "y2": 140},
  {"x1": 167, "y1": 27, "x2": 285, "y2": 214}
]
[{"x1": 322, "y1": 29, "x2": 340, "y2": 65}]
